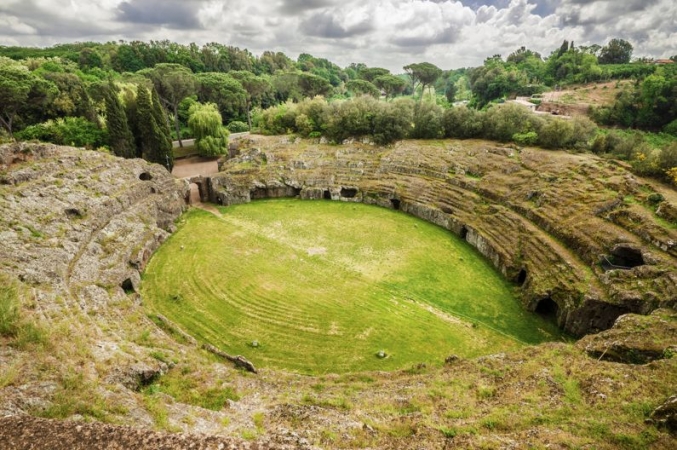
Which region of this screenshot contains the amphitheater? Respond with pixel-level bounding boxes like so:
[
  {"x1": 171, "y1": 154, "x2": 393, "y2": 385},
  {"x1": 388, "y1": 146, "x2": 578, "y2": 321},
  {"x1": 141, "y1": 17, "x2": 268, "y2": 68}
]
[{"x1": 0, "y1": 136, "x2": 675, "y2": 449}]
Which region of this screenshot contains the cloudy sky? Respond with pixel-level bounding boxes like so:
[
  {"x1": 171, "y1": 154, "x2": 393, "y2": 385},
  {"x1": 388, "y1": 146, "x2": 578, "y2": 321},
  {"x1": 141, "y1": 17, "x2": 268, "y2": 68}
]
[{"x1": 0, "y1": 0, "x2": 675, "y2": 71}]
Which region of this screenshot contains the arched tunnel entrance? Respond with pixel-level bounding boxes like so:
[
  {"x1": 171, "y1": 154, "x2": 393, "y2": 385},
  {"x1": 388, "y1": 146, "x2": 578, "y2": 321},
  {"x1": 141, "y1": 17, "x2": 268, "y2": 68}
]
[
  {"x1": 186, "y1": 177, "x2": 209, "y2": 205},
  {"x1": 188, "y1": 183, "x2": 201, "y2": 205},
  {"x1": 535, "y1": 297, "x2": 559, "y2": 322}
]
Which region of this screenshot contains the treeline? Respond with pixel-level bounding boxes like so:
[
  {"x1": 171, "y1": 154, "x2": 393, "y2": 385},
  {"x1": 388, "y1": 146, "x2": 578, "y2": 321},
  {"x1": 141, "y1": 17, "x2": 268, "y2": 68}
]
[
  {"x1": 258, "y1": 96, "x2": 677, "y2": 184},
  {"x1": 1, "y1": 38, "x2": 676, "y2": 178},
  {"x1": 258, "y1": 96, "x2": 598, "y2": 148}
]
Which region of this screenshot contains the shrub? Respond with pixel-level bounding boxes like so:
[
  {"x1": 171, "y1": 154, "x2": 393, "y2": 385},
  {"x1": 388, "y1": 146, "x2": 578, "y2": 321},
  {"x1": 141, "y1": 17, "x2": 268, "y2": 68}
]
[
  {"x1": 294, "y1": 114, "x2": 314, "y2": 137},
  {"x1": 484, "y1": 103, "x2": 538, "y2": 142},
  {"x1": 411, "y1": 102, "x2": 444, "y2": 139},
  {"x1": 372, "y1": 100, "x2": 414, "y2": 145},
  {"x1": 296, "y1": 96, "x2": 331, "y2": 134},
  {"x1": 326, "y1": 96, "x2": 380, "y2": 142},
  {"x1": 443, "y1": 106, "x2": 484, "y2": 139},
  {"x1": 227, "y1": 121, "x2": 249, "y2": 133},
  {"x1": 664, "y1": 119, "x2": 677, "y2": 137},
  {"x1": 538, "y1": 118, "x2": 574, "y2": 149},
  {"x1": 512, "y1": 131, "x2": 539, "y2": 146},
  {"x1": 16, "y1": 117, "x2": 107, "y2": 148}
]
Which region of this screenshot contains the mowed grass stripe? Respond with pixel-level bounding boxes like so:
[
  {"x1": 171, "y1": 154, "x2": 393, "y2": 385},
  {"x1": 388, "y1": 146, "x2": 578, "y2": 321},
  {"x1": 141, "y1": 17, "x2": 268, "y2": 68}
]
[{"x1": 142, "y1": 201, "x2": 564, "y2": 374}]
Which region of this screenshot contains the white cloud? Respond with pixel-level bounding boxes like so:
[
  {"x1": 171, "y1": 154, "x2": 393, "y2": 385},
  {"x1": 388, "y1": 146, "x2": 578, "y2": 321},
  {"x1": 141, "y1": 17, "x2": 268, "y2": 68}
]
[{"x1": 0, "y1": 0, "x2": 675, "y2": 71}]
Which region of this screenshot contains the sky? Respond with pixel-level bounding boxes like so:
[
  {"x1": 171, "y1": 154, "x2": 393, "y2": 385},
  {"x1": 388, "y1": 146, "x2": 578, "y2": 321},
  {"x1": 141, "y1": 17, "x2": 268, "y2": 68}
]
[{"x1": 0, "y1": 0, "x2": 675, "y2": 71}]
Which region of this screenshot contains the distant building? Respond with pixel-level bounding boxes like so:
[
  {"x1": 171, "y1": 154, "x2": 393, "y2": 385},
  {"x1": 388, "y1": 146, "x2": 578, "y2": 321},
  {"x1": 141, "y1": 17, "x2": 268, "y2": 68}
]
[{"x1": 654, "y1": 59, "x2": 675, "y2": 65}]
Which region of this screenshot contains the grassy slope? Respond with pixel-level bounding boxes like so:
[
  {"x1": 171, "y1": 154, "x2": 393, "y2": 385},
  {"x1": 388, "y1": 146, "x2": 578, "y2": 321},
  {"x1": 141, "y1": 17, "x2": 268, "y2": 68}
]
[{"x1": 142, "y1": 200, "x2": 564, "y2": 374}]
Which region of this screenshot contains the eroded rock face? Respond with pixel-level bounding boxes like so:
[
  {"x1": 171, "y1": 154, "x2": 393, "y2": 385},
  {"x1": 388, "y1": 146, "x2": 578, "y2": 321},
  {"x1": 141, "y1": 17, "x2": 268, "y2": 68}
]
[
  {"x1": 0, "y1": 142, "x2": 186, "y2": 306},
  {"x1": 209, "y1": 137, "x2": 677, "y2": 336},
  {"x1": 0, "y1": 142, "x2": 187, "y2": 414},
  {"x1": 577, "y1": 309, "x2": 677, "y2": 364}
]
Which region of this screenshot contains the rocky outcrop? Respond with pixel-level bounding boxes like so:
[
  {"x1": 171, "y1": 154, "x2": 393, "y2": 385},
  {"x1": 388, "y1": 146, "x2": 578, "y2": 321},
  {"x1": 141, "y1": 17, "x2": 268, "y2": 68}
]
[
  {"x1": 208, "y1": 137, "x2": 677, "y2": 336},
  {"x1": 577, "y1": 309, "x2": 677, "y2": 364},
  {"x1": 0, "y1": 142, "x2": 187, "y2": 414}
]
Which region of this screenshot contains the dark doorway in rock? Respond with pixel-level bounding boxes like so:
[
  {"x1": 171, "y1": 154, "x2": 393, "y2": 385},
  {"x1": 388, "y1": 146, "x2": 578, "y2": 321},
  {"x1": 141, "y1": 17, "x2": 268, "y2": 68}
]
[
  {"x1": 293, "y1": 187, "x2": 302, "y2": 197},
  {"x1": 609, "y1": 246, "x2": 644, "y2": 269},
  {"x1": 460, "y1": 225, "x2": 468, "y2": 240},
  {"x1": 65, "y1": 208, "x2": 83, "y2": 219},
  {"x1": 323, "y1": 190, "x2": 331, "y2": 200},
  {"x1": 535, "y1": 297, "x2": 558, "y2": 321},
  {"x1": 391, "y1": 199, "x2": 401, "y2": 210},
  {"x1": 341, "y1": 188, "x2": 358, "y2": 198},
  {"x1": 121, "y1": 278, "x2": 135, "y2": 294},
  {"x1": 250, "y1": 187, "x2": 268, "y2": 200},
  {"x1": 517, "y1": 269, "x2": 527, "y2": 286},
  {"x1": 139, "y1": 172, "x2": 152, "y2": 181}
]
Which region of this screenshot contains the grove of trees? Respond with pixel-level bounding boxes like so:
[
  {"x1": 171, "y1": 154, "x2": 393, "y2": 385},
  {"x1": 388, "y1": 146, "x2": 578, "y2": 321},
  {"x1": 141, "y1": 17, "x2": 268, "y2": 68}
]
[{"x1": 1, "y1": 37, "x2": 676, "y2": 184}]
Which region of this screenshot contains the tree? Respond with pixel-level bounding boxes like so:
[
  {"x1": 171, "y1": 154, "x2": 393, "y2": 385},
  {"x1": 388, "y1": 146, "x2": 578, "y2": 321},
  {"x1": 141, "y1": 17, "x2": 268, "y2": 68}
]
[
  {"x1": 229, "y1": 71, "x2": 272, "y2": 130},
  {"x1": 151, "y1": 88, "x2": 174, "y2": 171},
  {"x1": 139, "y1": 63, "x2": 197, "y2": 147},
  {"x1": 136, "y1": 85, "x2": 173, "y2": 171},
  {"x1": 345, "y1": 79, "x2": 380, "y2": 98},
  {"x1": 188, "y1": 102, "x2": 229, "y2": 156},
  {"x1": 404, "y1": 62, "x2": 443, "y2": 101},
  {"x1": 374, "y1": 75, "x2": 407, "y2": 101},
  {"x1": 195, "y1": 72, "x2": 247, "y2": 124},
  {"x1": 358, "y1": 67, "x2": 390, "y2": 82},
  {"x1": 297, "y1": 72, "x2": 333, "y2": 98},
  {"x1": 599, "y1": 39, "x2": 633, "y2": 65},
  {"x1": 0, "y1": 58, "x2": 56, "y2": 138},
  {"x1": 104, "y1": 80, "x2": 135, "y2": 158}
]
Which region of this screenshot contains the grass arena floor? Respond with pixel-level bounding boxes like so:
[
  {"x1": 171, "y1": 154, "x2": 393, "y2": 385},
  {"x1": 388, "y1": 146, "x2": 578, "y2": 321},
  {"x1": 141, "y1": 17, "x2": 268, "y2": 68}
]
[{"x1": 142, "y1": 200, "x2": 565, "y2": 374}]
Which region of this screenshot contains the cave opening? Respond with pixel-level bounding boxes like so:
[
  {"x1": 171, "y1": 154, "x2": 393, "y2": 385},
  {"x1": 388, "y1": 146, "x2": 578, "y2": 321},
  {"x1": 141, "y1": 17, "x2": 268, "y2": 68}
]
[
  {"x1": 323, "y1": 190, "x2": 332, "y2": 200},
  {"x1": 65, "y1": 208, "x2": 83, "y2": 219},
  {"x1": 391, "y1": 199, "x2": 401, "y2": 210},
  {"x1": 517, "y1": 269, "x2": 527, "y2": 286},
  {"x1": 293, "y1": 187, "x2": 302, "y2": 197},
  {"x1": 460, "y1": 225, "x2": 468, "y2": 240},
  {"x1": 121, "y1": 278, "x2": 135, "y2": 294},
  {"x1": 609, "y1": 246, "x2": 644, "y2": 269},
  {"x1": 341, "y1": 188, "x2": 358, "y2": 198},
  {"x1": 535, "y1": 297, "x2": 558, "y2": 321},
  {"x1": 139, "y1": 172, "x2": 152, "y2": 181}
]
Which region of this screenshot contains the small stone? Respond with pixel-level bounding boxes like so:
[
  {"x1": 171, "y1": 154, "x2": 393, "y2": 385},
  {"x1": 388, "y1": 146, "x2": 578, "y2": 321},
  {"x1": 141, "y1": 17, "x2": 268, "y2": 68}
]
[
  {"x1": 376, "y1": 350, "x2": 386, "y2": 359},
  {"x1": 251, "y1": 340, "x2": 259, "y2": 348}
]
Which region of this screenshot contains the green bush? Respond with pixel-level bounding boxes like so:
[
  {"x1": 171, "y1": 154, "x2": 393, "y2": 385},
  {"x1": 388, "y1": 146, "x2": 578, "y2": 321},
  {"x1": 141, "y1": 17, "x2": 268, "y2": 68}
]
[
  {"x1": 411, "y1": 102, "x2": 444, "y2": 139},
  {"x1": 664, "y1": 119, "x2": 677, "y2": 137},
  {"x1": 512, "y1": 131, "x2": 539, "y2": 146},
  {"x1": 16, "y1": 117, "x2": 107, "y2": 148},
  {"x1": 294, "y1": 114, "x2": 314, "y2": 137},
  {"x1": 226, "y1": 121, "x2": 249, "y2": 133},
  {"x1": 484, "y1": 103, "x2": 540, "y2": 142},
  {"x1": 443, "y1": 106, "x2": 485, "y2": 139},
  {"x1": 538, "y1": 118, "x2": 574, "y2": 149},
  {"x1": 372, "y1": 99, "x2": 414, "y2": 145}
]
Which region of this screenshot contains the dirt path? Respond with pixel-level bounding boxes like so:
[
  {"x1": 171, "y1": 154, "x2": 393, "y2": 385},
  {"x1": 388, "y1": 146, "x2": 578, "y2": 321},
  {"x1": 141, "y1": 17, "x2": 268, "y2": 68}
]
[{"x1": 171, "y1": 156, "x2": 219, "y2": 178}]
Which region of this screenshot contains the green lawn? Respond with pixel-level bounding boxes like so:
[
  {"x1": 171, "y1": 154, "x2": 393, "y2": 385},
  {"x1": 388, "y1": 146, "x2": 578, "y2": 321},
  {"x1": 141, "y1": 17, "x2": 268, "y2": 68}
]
[{"x1": 142, "y1": 200, "x2": 564, "y2": 374}]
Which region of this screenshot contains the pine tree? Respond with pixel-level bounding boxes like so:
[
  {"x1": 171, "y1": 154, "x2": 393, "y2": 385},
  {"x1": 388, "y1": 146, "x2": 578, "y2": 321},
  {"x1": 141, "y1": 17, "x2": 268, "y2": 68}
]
[{"x1": 104, "y1": 80, "x2": 135, "y2": 158}]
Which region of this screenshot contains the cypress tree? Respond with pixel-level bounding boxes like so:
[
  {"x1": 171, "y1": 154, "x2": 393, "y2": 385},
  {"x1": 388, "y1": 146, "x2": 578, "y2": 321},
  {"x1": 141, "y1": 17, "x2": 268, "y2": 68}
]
[
  {"x1": 136, "y1": 84, "x2": 174, "y2": 172},
  {"x1": 151, "y1": 88, "x2": 174, "y2": 171},
  {"x1": 104, "y1": 80, "x2": 135, "y2": 158}
]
